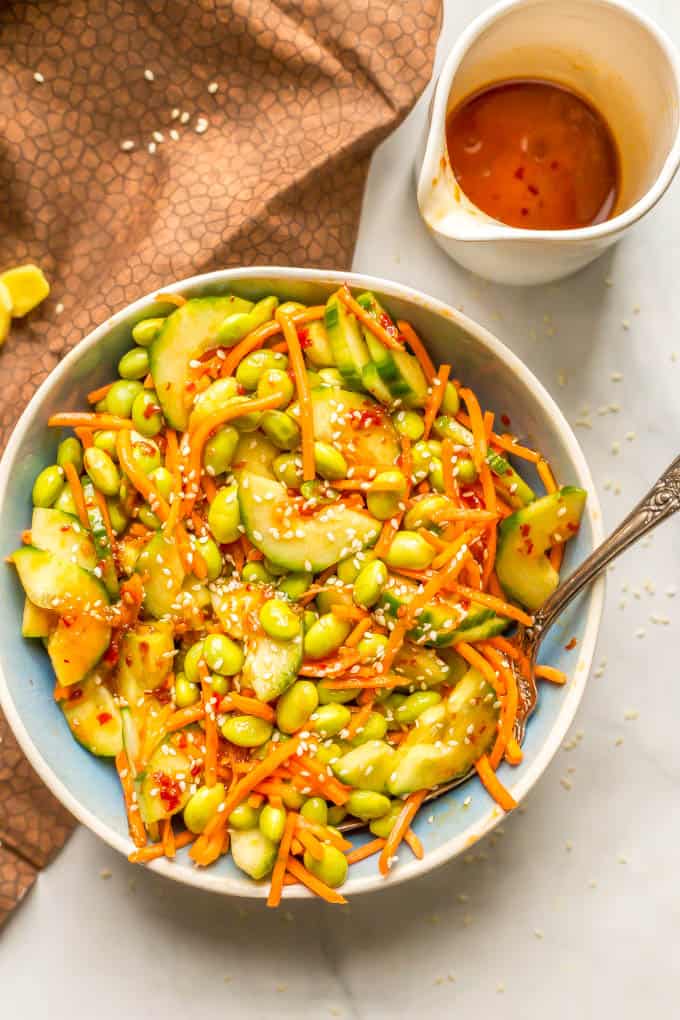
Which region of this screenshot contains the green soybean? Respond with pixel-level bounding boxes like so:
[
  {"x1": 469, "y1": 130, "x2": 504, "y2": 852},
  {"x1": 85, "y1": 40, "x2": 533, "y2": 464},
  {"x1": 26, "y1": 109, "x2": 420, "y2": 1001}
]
[
  {"x1": 304, "y1": 613, "x2": 351, "y2": 660},
  {"x1": 221, "y1": 714, "x2": 273, "y2": 747},
  {"x1": 273, "y1": 452, "x2": 303, "y2": 489},
  {"x1": 148, "y1": 466, "x2": 173, "y2": 501},
  {"x1": 261, "y1": 410, "x2": 301, "y2": 451},
  {"x1": 204, "y1": 633, "x2": 244, "y2": 675},
  {"x1": 236, "y1": 350, "x2": 288, "y2": 391},
  {"x1": 353, "y1": 559, "x2": 388, "y2": 608},
  {"x1": 318, "y1": 686, "x2": 356, "y2": 706},
  {"x1": 191, "y1": 378, "x2": 240, "y2": 428},
  {"x1": 393, "y1": 409, "x2": 425, "y2": 441},
  {"x1": 277, "y1": 572, "x2": 312, "y2": 600},
  {"x1": 242, "y1": 561, "x2": 273, "y2": 584},
  {"x1": 394, "y1": 690, "x2": 442, "y2": 724},
  {"x1": 259, "y1": 804, "x2": 287, "y2": 843},
  {"x1": 195, "y1": 536, "x2": 223, "y2": 581},
  {"x1": 183, "y1": 640, "x2": 205, "y2": 684},
  {"x1": 327, "y1": 805, "x2": 347, "y2": 826},
  {"x1": 411, "y1": 439, "x2": 442, "y2": 482},
  {"x1": 300, "y1": 797, "x2": 328, "y2": 825},
  {"x1": 315, "y1": 741, "x2": 344, "y2": 765},
  {"x1": 441, "y1": 381, "x2": 460, "y2": 415},
  {"x1": 257, "y1": 368, "x2": 294, "y2": 405},
  {"x1": 203, "y1": 425, "x2": 239, "y2": 476},
  {"x1": 57, "y1": 437, "x2": 83, "y2": 473},
  {"x1": 350, "y1": 712, "x2": 388, "y2": 746},
  {"x1": 259, "y1": 598, "x2": 301, "y2": 640},
  {"x1": 276, "y1": 680, "x2": 319, "y2": 734},
  {"x1": 263, "y1": 557, "x2": 287, "y2": 577},
  {"x1": 309, "y1": 703, "x2": 351, "y2": 738},
  {"x1": 229, "y1": 802, "x2": 261, "y2": 830},
  {"x1": 303, "y1": 845, "x2": 348, "y2": 888},
  {"x1": 403, "y1": 494, "x2": 451, "y2": 530},
  {"x1": 132, "y1": 316, "x2": 165, "y2": 347},
  {"x1": 83, "y1": 447, "x2": 120, "y2": 496},
  {"x1": 313, "y1": 442, "x2": 347, "y2": 481},
  {"x1": 366, "y1": 470, "x2": 407, "y2": 521},
  {"x1": 32, "y1": 465, "x2": 64, "y2": 508},
  {"x1": 357, "y1": 633, "x2": 388, "y2": 662},
  {"x1": 129, "y1": 435, "x2": 161, "y2": 475},
  {"x1": 384, "y1": 531, "x2": 435, "y2": 570},
  {"x1": 302, "y1": 609, "x2": 318, "y2": 632},
  {"x1": 131, "y1": 390, "x2": 163, "y2": 437},
  {"x1": 337, "y1": 550, "x2": 373, "y2": 584},
  {"x1": 175, "y1": 671, "x2": 200, "y2": 708},
  {"x1": 429, "y1": 459, "x2": 445, "y2": 493},
  {"x1": 457, "y1": 458, "x2": 478, "y2": 484},
  {"x1": 106, "y1": 379, "x2": 143, "y2": 418},
  {"x1": 118, "y1": 346, "x2": 150, "y2": 380},
  {"x1": 138, "y1": 504, "x2": 161, "y2": 529},
  {"x1": 347, "y1": 790, "x2": 391, "y2": 821},
  {"x1": 93, "y1": 430, "x2": 118, "y2": 459},
  {"x1": 280, "y1": 785, "x2": 306, "y2": 810},
  {"x1": 369, "y1": 802, "x2": 403, "y2": 838},
  {"x1": 184, "y1": 783, "x2": 226, "y2": 833},
  {"x1": 107, "y1": 499, "x2": 128, "y2": 534},
  {"x1": 208, "y1": 483, "x2": 241, "y2": 544}
]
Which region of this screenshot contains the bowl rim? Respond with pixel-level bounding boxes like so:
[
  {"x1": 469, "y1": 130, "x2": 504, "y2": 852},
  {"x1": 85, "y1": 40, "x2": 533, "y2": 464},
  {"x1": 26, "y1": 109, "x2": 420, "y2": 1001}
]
[
  {"x1": 0, "y1": 266, "x2": 605, "y2": 899},
  {"x1": 418, "y1": 0, "x2": 680, "y2": 244}
]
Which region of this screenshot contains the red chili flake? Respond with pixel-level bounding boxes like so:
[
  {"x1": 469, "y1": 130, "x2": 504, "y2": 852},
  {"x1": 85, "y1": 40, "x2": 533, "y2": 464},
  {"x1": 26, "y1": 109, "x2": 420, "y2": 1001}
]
[
  {"x1": 527, "y1": 184, "x2": 539, "y2": 196},
  {"x1": 143, "y1": 402, "x2": 161, "y2": 419},
  {"x1": 514, "y1": 167, "x2": 525, "y2": 180},
  {"x1": 190, "y1": 761, "x2": 202, "y2": 778},
  {"x1": 567, "y1": 522, "x2": 579, "y2": 533},
  {"x1": 139, "y1": 641, "x2": 149, "y2": 655},
  {"x1": 520, "y1": 207, "x2": 529, "y2": 216},
  {"x1": 297, "y1": 327, "x2": 311, "y2": 348},
  {"x1": 68, "y1": 688, "x2": 83, "y2": 702},
  {"x1": 152, "y1": 770, "x2": 182, "y2": 812},
  {"x1": 59, "y1": 525, "x2": 71, "y2": 532},
  {"x1": 349, "y1": 404, "x2": 384, "y2": 429},
  {"x1": 125, "y1": 655, "x2": 133, "y2": 667},
  {"x1": 97, "y1": 712, "x2": 113, "y2": 725},
  {"x1": 501, "y1": 414, "x2": 511, "y2": 428},
  {"x1": 236, "y1": 382, "x2": 246, "y2": 395},
  {"x1": 378, "y1": 312, "x2": 399, "y2": 338},
  {"x1": 550, "y1": 160, "x2": 559, "y2": 170},
  {"x1": 564, "y1": 637, "x2": 578, "y2": 651},
  {"x1": 103, "y1": 638, "x2": 120, "y2": 666},
  {"x1": 177, "y1": 732, "x2": 188, "y2": 749},
  {"x1": 520, "y1": 523, "x2": 531, "y2": 538}
]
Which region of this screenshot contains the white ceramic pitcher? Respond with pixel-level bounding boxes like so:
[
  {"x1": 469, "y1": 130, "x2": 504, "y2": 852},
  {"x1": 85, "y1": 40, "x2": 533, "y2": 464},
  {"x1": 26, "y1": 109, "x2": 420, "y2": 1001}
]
[{"x1": 416, "y1": 0, "x2": 680, "y2": 286}]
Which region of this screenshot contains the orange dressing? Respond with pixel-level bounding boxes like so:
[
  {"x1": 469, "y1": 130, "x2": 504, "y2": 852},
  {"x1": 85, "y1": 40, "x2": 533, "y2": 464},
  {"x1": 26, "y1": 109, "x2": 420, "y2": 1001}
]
[{"x1": 446, "y1": 79, "x2": 620, "y2": 230}]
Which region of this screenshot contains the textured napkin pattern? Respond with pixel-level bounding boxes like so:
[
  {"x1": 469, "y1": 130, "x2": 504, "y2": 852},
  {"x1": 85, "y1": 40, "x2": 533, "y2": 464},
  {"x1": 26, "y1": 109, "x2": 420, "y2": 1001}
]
[{"x1": 0, "y1": 0, "x2": 441, "y2": 926}]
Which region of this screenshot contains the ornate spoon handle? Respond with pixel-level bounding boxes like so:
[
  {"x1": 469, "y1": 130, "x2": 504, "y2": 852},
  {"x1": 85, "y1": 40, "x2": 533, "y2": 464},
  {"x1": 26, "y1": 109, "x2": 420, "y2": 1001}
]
[{"x1": 532, "y1": 454, "x2": 680, "y2": 639}]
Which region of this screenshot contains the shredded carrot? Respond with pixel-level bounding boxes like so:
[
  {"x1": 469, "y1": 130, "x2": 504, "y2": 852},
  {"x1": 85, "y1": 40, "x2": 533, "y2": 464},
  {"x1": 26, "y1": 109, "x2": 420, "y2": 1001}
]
[
  {"x1": 457, "y1": 411, "x2": 541, "y2": 463},
  {"x1": 418, "y1": 527, "x2": 447, "y2": 552},
  {"x1": 290, "y1": 754, "x2": 350, "y2": 806},
  {"x1": 379, "y1": 790, "x2": 427, "y2": 875},
  {"x1": 431, "y1": 506, "x2": 499, "y2": 524},
  {"x1": 267, "y1": 810, "x2": 298, "y2": 908},
  {"x1": 53, "y1": 683, "x2": 71, "y2": 701},
  {"x1": 487, "y1": 570, "x2": 506, "y2": 600},
  {"x1": 379, "y1": 621, "x2": 409, "y2": 676},
  {"x1": 248, "y1": 793, "x2": 264, "y2": 809},
  {"x1": 455, "y1": 641, "x2": 504, "y2": 693},
  {"x1": 143, "y1": 373, "x2": 154, "y2": 388},
  {"x1": 116, "y1": 429, "x2": 170, "y2": 520},
  {"x1": 535, "y1": 664, "x2": 568, "y2": 685},
  {"x1": 346, "y1": 700, "x2": 374, "y2": 740},
  {"x1": 486, "y1": 635, "x2": 530, "y2": 674},
  {"x1": 48, "y1": 412, "x2": 134, "y2": 430},
  {"x1": 374, "y1": 513, "x2": 403, "y2": 559},
  {"x1": 62, "y1": 461, "x2": 90, "y2": 529},
  {"x1": 338, "y1": 284, "x2": 403, "y2": 352},
  {"x1": 344, "y1": 837, "x2": 387, "y2": 866},
  {"x1": 458, "y1": 387, "x2": 487, "y2": 471},
  {"x1": 344, "y1": 616, "x2": 373, "y2": 648},
  {"x1": 277, "y1": 308, "x2": 315, "y2": 481},
  {"x1": 549, "y1": 544, "x2": 565, "y2": 571},
  {"x1": 201, "y1": 472, "x2": 218, "y2": 503},
  {"x1": 423, "y1": 363, "x2": 450, "y2": 439},
  {"x1": 404, "y1": 828, "x2": 424, "y2": 859},
  {"x1": 162, "y1": 817, "x2": 176, "y2": 859},
  {"x1": 483, "y1": 644, "x2": 519, "y2": 768},
  {"x1": 295, "y1": 827, "x2": 325, "y2": 861},
  {"x1": 400, "y1": 434, "x2": 413, "y2": 497},
  {"x1": 397, "y1": 320, "x2": 435, "y2": 382},
  {"x1": 505, "y1": 736, "x2": 524, "y2": 765},
  {"x1": 115, "y1": 750, "x2": 147, "y2": 848},
  {"x1": 479, "y1": 459, "x2": 497, "y2": 587},
  {"x1": 285, "y1": 857, "x2": 347, "y2": 904},
  {"x1": 430, "y1": 524, "x2": 481, "y2": 573},
  {"x1": 93, "y1": 487, "x2": 116, "y2": 550},
  {"x1": 221, "y1": 321, "x2": 281, "y2": 376},
  {"x1": 296, "y1": 818, "x2": 352, "y2": 852},
  {"x1": 200, "y1": 669, "x2": 218, "y2": 788},
  {"x1": 128, "y1": 829, "x2": 195, "y2": 863},
  {"x1": 166, "y1": 704, "x2": 206, "y2": 731},
  {"x1": 475, "y1": 754, "x2": 517, "y2": 812},
  {"x1": 87, "y1": 381, "x2": 114, "y2": 404},
  {"x1": 220, "y1": 693, "x2": 276, "y2": 722},
  {"x1": 330, "y1": 603, "x2": 366, "y2": 622},
  {"x1": 444, "y1": 581, "x2": 534, "y2": 627},
  {"x1": 537, "y1": 458, "x2": 557, "y2": 494}
]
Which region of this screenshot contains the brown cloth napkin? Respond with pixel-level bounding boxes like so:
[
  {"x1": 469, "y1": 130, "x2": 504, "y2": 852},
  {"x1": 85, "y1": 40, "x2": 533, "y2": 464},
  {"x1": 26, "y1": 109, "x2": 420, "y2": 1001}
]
[{"x1": 0, "y1": 0, "x2": 441, "y2": 926}]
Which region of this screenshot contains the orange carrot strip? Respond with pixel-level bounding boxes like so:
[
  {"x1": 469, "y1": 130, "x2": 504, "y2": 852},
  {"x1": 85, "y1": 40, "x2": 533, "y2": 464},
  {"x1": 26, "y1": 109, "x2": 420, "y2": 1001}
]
[
  {"x1": 487, "y1": 570, "x2": 506, "y2": 600},
  {"x1": 222, "y1": 321, "x2": 281, "y2": 376},
  {"x1": 345, "y1": 700, "x2": 374, "y2": 740},
  {"x1": 423, "y1": 364, "x2": 451, "y2": 439},
  {"x1": 455, "y1": 641, "x2": 504, "y2": 692},
  {"x1": 479, "y1": 459, "x2": 497, "y2": 588},
  {"x1": 87, "y1": 382, "x2": 115, "y2": 404},
  {"x1": 339, "y1": 284, "x2": 403, "y2": 352},
  {"x1": 200, "y1": 669, "x2": 218, "y2": 788},
  {"x1": 117, "y1": 429, "x2": 170, "y2": 520},
  {"x1": 397, "y1": 320, "x2": 435, "y2": 383},
  {"x1": 162, "y1": 817, "x2": 176, "y2": 859},
  {"x1": 115, "y1": 750, "x2": 147, "y2": 848},
  {"x1": 277, "y1": 308, "x2": 315, "y2": 481},
  {"x1": 330, "y1": 603, "x2": 366, "y2": 622},
  {"x1": 248, "y1": 793, "x2": 264, "y2": 809},
  {"x1": 290, "y1": 755, "x2": 351, "y2": 806},
  {"x1": 379, "y1": 621, "x2": 409, "y2": 676},
  {"x1": 201, "y1": 473, "x2": 218, "y2": 503},
  {"x1": 404, "y1": 828, "x2": 424, "y2": 859},
  {"x1": 458, "y1": 387, "x2": 487, "y2": 471},
  {"x1": 285, "y1": 857, "x2": 347, "y2": 904},
  {"x1": 219, "y1": 693, "x2": 276, "y2": 722},
  {"x1": 505, "y1": 736, "x2": 524, "y2": 765},
  {"x1": 379, "y1": 790, "x2": 427, "y2": 875},
  {"x1": 344, "y1": 837, "x2": 387, "y2": 866},
  {"x1": 549, "y1": 544, "x2": 565, "y2": 571},
  {"x1": 537, "y1": 458, "x2": 557, "y2": 494},
  {"x1": 295, "y1": 827, "x2": 325, "y2": 861},
  {"x1": 295, "y1": 817, "x2": 353, "y2": 852},
  {"x1": 475, "y1": 754, "x2": 517, "y2": 812},
  {"x1": 48, "y1": 412, "x2": 134, "y2": 430},
  {"x1": 128, "y1": 829, "x2": 195, "y2": 863},
  {"x1": 483, "y1": 644, "x2": 518, "y2": 768},
  {"x1": 400, "y1": 434, "x2": 413, "y2": 497},
  {"x1": 63, "y1": 462, "x2": 90, "y2": 529},
  {"x1": 93, "y1": 487, "x2": 116, "y2": 550},
  {"x1": 267, "y1": 810, "x2": 298, "y2": 908},
  {"x1": 535, "y1": 664, "x2": 568, "y2": 685},
  {"x1": 374, "y1": 513, "x2": 403, "y2": 559},
  {"x1": 457, "y1": 411, "x2": 541, "y2": 463},
  {"x1": 344, "y1": 616, "x2": 373, "y2": 648},
  {"x1": 166, "y1": 704, "x2": 206, "y2": 731},
  {"x1": 53, "y1": 684, "x2": 71, "y2": 702},
  {"x1": 444, "y1": 582, "x2": 534, "y2": 626},
  {"x1": 428, "y1": 524, "x2": 481, "y2": 573}
]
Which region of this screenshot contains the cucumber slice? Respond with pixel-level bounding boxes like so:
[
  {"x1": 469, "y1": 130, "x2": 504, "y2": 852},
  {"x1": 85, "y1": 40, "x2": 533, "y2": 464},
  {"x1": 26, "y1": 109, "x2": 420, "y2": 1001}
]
[
  {"x1": 239, "y1": 471, "x2": 380, "y2": 572},
  {"x1": 301, "y1": 320, "x2": 334, "y2": 368},
  {"x1": 22, "y1": 598, "x2": 55, "y2": 638},
  {"x1": 486, "y1": 450, "x2": 535, "y2": 508},
  {"x1": 356, "y1": 292, "x2": 401, "y2": 388},
  {"x1": 387, "y1": 667, "x2": 499, "y2": 795},
  {"x1": 449, "y1": 614, "x2": 509, "y2": 645},
  {"x1": 121, "y1": 706, "x2": 141, "y2": 767},
  {"x1": 393, "y1": 643, "x2": 452, "y2": 687},
  {"x1": 116, "y1": 622, "x2": 175, "y2": 709},
  {"x1": 61, "y1": 673, "x2": 123, "y2": 757},
  {"x1": 332, "y1": 740, "x2": 396, "y2": 793},
  {"x1": 496, "y1": 487, "x2": 586, "y2": 610},
  {"x1": 31, "y1": 508, "x2": 97, "y2": 571},
  {"x1": 230, "y1": 828, "x2": 277, "y2": 880},
  {"x1": 324, "y1": 292, "x2": 370, "y2": 388},
  {"x1": 232, "y1": 432, "x2": 278, "y2": 479},
  {"x1": 378, "y1": 576, "x2": 498, "y2": 647},
  {"x1": 150, "y1": 295, "x2": 253, "y2": 430},
  {"x1": 82, "y1": 480, "x2": 119, "y2": 596},
  {"x1": 139, "y1": 732, "x2": 196, "y2": 823},
  {"x1": 361, "y1": 362, "x2": 395, "y2": 408},
  {"x1": 12, "y1": 546, "x2": 110, "y2": 615},
  {"x1": 309, "y1": 387, "x2": 399, "y2": 468},
  {"x1": 135, "y1": 532, "x2": 186, "y2": 619},
  {"x1": 211, "y1": 583, "x2": 267, "y2": 641},
  {"x1": 242, "y1": 616, "x2": 303, "y2": 702},
  {"x1": 47, "y1": 614, "x2": 111, "y2": 687}
]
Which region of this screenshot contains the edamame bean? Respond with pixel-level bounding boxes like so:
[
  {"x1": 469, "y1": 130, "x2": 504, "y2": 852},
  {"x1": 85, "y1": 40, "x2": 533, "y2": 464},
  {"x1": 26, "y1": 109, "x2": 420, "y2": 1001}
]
[
  {"x1": 149, "y1": 466, "x2": 173, "y2": 501},
  {"x1": 107, "y1": 499, "x2": 128, "y2": 534},
  {"x1": 366, "y1": 469, "x2": 407, "y2": 521},
  {"x1": 210, "y1": 673, "x2": 229, "y2": 696},
  {"x1": 83, "y1": 447, "x2": 120, "y2": 496},
  {"x1": 132, "y1": 317, "x2": 165, "y2": 346},
  {"x1": 204, "y1": 633, "x2": 244, "y2": 675},
  {"x1": 195, "y1": 536, "x2": 223, "y2": 581},
  {"x1": 369, "y1": 802, "x2": 402, "y2": 838},
  {"x1": 259, "y1": 598, "x2": 301, "y2": 640},
  {"x1": 263, "y1": 557, "x2": 287, "y2": 577},
  {"x1": 431, "y1": 415, "x2": 471, "y2": 446},
  {"x1": 216, "y1": 312, "x2": 253, "y2": 346},
  {"x1": 384, "y1": 531, "x2": 435, "y2": 570},
  {"x1": 175, "y1": 671, "x2": 200, "y2": 708},
  {"x1": 273, "y1": 452, "x2": 303, "y2": 489},
  {"x1": 57, "y1": 437, "x2": 83, "y2": 473},
  {"x1": 309, "y1": 703, "x2": 351, "y2": 738},
  {"x1": 392, "y1": 409, "x2": 425, "y2": 441},
  {"x1": 138, "y1": 504, "x2": 161, "y2": 529},
  {"x1": 349, "y1": 712, "x2": 388, "y2": 746},
  {"x1": 32, "y1": 465, "x2": 64, "y2": 508},
  {"x1": 203, "y1": 425, "x2": 239, "y2": 476},
  {"x1": 337, "y1": 550, "x2": 373, "y2": 584},
  {"x1": 131, "y1": 390, "x2": 163, "y2": 437},
  {"x1": 280, "y1": 784, "x2": 305, "y2": 810},
  {"x1": 130, "y1": 435, "x2": 161, "y2": 475},
  {"x1": 304, "y1": 613, "x2": 351, "y2": 660},
  {"x1": 303, "y1": 845, "x2": 348, "y2": 888},
  {"x1": 357, "y1": 633, "x2": 388, "y2": 662},
  {"x1": 229, "y1": 802, "x2": 261, "y2": 830},
  {"x1": 221, "y1": 714, "x2": 273, "y2": 747},
  {"x1": 303, "y1": 608, "x2": 318, "y2": 631},
  {"x1": 300, "y1": 797, "x2": 328, "y2": 825},
  {"x1": 441, "y1": 381, "x2": 460, "y2": 416},
  {"x1": 257, "y1": 368, "x2": 294, "y2": 405},
  {"x1": 225, "y1": 396, "x2": 262, "y2": 432},
  {"x1": 183, "y1": 640, "x2": 205, "y2": 684},
  {"x1": 347, "y1": 790, "x2": 391, "y2": 821},
  {"x1": 208, "y1": 483, "x2": 241, "y2": 543},
  {"x1": 327, "y1": 805, "x2": 347, "y2": 826},
  {"x1": 353, "y1": 559, "x2": 388, "y2": 608},
  {"x1": 394, "y1": 690, "x2": 442, "y2": 725},
  {"x1": 261, "y1": 410, "x2": 301, "y2": 451},
  {"x1": 276, "y1": 680, "x2": 318, "y2": 734},
  {"x1": 94, "y1": 398, "x2": 109, "y2": 413},
  {"x1": 412, "y1": 439, "x2": 442, "y2": 482},
  {"x1": 235, "y1": 350, "x2": 288, "y2": 391},
  {"x1": 403, "y1": 494, "x2": 451, "y2": 530},
  {"x1": 190, "y1": 378, "x2": 240, "y2": 429},
  {"x1": 54, "y1": 485, "x2": 78, "y2": 517},
  {"x1": 317, "y1": 368, "x2": 343, "y2": 387},
  {"x1": 313, "y1": 442, "x2": 347, "y2": 481},
  {"x1": 457, "y1": 458, "x2": 478, "y2": 484},
  {"x1": 106, "y1": 379, "x2": 143, "y2": 418},
  {"x1": 93, "y1": 430, "x2": 118, "y2": 459},
  {"x1": 184, "y1": 783, "x2": 226, "y2": 833},
  {"x1": 277, "y1": 572, "x2": 312, "y2": 600},
  {"x1": 242, "y1": 561, "x2": 273, "y2": 584},
  {"x1": 315, "y1": 741, "x2": 344, "y2": 765},
  {"x1": 318, "y1": 686, "x2": 356, "y2": 706},
  {"x1": 118, "y1": 346, "x2": 150, "y2": 380},
  {"x1": 259, "y1": 804, "x2": 287, "y2": 843},
  {"x1": 429, "y1": 459, "x2": 445, "y2": 493}
]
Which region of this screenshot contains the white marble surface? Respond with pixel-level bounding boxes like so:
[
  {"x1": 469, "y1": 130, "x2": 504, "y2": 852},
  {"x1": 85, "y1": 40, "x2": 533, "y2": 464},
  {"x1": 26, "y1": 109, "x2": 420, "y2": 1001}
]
[{"x1": 2, "y1": 2, "x2": 680, "y2": 1015}]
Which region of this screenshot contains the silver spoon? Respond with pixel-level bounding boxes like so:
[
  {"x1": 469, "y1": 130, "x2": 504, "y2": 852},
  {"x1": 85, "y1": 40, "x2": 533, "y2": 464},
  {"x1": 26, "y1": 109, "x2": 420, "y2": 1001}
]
[{"x1": 339, "y1": 454, "x2": 680, "y2": 832}]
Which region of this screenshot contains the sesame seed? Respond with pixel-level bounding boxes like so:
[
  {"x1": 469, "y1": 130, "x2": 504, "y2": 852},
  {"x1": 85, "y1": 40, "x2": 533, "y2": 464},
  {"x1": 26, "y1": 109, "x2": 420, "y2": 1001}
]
[
  {"x1": 148, "y1": 141, "x2": 157, "y2": 154},
  {"x1": 195, "y1": 116, "x2": 209, "y2": 134},
  {"x1": 208, "y1": 81, "x2": 219, "y2": 94},
  {"x1": 171, "y1": 107, "x2": 180, "y2": 119},
  {"x1": 33, "y1": 71, "x2": 45, "y2": 84},
  {"x1": 152, "y1": 131, "x2": 164, "y2": 143},
  {"x1": 144, "y1": 68, "x2": 155, "y2": 81},
  {"x1": 121, "y1": 139, "x2": 135, "y2": 152}
]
